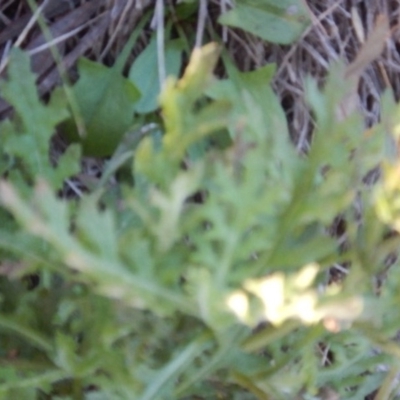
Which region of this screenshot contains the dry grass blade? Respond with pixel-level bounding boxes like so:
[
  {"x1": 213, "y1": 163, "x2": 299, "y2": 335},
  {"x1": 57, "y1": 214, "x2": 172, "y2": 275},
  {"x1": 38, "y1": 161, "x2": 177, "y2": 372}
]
[
  {"x1": 337, "y1": 13, "x2": 390, "y2": 121},
  {"x1": 345, "y1": 14, "x2": 390, "y2": 82}
]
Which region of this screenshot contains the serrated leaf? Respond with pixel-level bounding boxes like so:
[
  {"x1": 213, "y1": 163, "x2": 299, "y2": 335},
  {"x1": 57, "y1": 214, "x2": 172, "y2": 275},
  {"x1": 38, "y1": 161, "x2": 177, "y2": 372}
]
[
  {"x1": 136, "y1": 43, "x2": 228, "y2": 184},
  {"x1": 52, "y1": 144, "x2": 81, "y2": 187},
  {"x1": 158, "y1": 43, "x2": 223, "y2": 145},
  {"x1": 207, "y1": 63, "x2": 294, "y2": 162},
  {"x1": 218, "y1": 0, "x2": 309, "y2": 45},
  {"x1": 0, "y1": 180, "x2": 195, "y2": 315},
  {"x1": 75, "y1": 196, "x2": 118, "y2": 262},
  {"x1": 1, "y1": 50, "x2": 69, "y2": 138},
  {"x1": 62, "y1": 58, "x2": 140, "y2": 157},
  {"x1": 0, "y1": 49, "x2": 76, "y2": 187},
  {"x1": 129, "y1": 37, "x2": 184, "y2": 113}
]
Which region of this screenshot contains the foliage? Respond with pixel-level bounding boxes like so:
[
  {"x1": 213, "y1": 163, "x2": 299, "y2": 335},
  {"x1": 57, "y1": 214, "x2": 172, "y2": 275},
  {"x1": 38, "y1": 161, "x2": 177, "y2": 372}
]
[
  {"x1": 218, "y1": 0, "x2": 310, "y2": 44},
  {"x1": 1, "y1": 2, "x2": 400, "y2": 400}
]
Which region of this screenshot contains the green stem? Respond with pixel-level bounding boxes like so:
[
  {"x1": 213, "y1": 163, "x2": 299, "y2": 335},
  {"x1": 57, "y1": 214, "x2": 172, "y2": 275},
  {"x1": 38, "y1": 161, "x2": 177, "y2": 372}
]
[
  {"x1": 175, "y1": 326, "x2": 244, "y2": 397},
  {"x1": 0, "y1": 369, "x2": 69, "y2": 393},
  {"x1": 0, "y1": 315, "x2": 53, "y2": 353},
  {"x1": 241, "y1": 320, "x2": 299, "y2": 353}
]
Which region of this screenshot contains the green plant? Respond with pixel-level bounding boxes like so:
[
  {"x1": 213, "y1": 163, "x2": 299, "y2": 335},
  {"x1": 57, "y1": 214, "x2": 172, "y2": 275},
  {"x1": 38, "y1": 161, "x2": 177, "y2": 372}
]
[{"x1": 1, "y1": 5, "x2": 400, "y2": 400}]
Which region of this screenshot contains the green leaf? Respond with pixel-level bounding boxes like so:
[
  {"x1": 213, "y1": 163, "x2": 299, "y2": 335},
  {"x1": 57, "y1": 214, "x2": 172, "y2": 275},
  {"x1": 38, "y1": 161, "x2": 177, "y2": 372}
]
[
  {"x1": 1, "y1": 50, "x2": 69, "y2": 143},
  {"x1": 138, "y1": 339, "x2": 208, "y2": 400},
  {"x1": 52, "y1": 144, "x2": 81, "y2": 187},
  {"x1": 269, "y1": 233, "x2": 337, "y2": 267},
  {"x1": 62, "y1": 58, "x2": 140, "y2": 157},
  {"x1": 0, "y1": 49, "x2": 78, "y2": 188},
  {"x1": 75, "y1": 195, "x2": 118, "y2": 262},
  {"x1": 207, "y1": 63, "x2": 296, "y2": 164},
  {"x1": 136, "y1": 43, "x2": 227, "y2": 183},
  {"x1": 129, "y1": 37, "x2": 184, "y2": 114},
  {"x1": 218, "y1": 0, "x2": 309, "y2": 45},
  {"x1": 0, "y1": 180, "x2": 195, "y2": 315},
  {"x1": 0, "y1": 314, "x2": 52, "y2": 353},
  {"x1": 54, "y1": 332, "x2": 78, "y2": 373}
]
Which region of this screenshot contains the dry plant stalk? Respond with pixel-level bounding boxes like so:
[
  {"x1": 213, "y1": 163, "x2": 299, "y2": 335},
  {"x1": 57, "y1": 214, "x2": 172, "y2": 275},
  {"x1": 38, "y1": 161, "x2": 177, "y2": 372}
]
[{"x1": 337, "y1": 14, "x2": 390, "y2": 121}]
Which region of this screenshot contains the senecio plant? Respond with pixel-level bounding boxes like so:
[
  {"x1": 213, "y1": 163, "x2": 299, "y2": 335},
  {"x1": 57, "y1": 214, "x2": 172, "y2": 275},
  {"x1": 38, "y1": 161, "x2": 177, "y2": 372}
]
[{"x1": 1, "y1": 38, "x2": 400, "y2": 399}]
